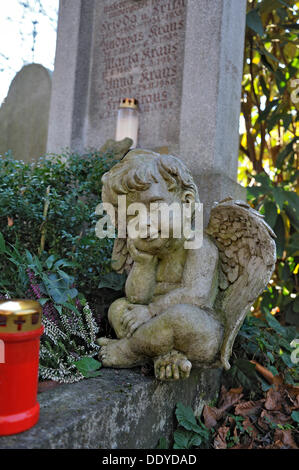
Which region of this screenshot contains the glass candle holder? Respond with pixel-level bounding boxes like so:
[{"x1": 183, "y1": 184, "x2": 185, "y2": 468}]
[{"x1": 115, "y1": 98, "x2": 139, "y2": 148}]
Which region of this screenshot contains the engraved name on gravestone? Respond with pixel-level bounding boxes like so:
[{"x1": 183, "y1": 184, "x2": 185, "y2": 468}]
[{"x1": 88, "y1": 0, "x2": 187, "y2": 148}]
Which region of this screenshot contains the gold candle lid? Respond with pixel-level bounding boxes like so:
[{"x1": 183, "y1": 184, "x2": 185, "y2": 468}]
[
  {"x1": 119, "y1": 98, "x2": 138, "y2": 110},
  {"x1": 0, "y1": 300, "x2": 42, "y2": 333}
]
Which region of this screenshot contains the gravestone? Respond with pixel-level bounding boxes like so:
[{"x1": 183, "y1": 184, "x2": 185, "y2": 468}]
[
  {"x1": 47, "y1": 0, "x2": 247, "y2": 219},
  {"x1": 0, "y1": 64, "x2": 52, "y2": 163}
]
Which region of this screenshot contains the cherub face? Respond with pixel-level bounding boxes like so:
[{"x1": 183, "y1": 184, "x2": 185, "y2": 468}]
[{"x1": 125, "y1": 177, "x2": 186, "y2": 255}]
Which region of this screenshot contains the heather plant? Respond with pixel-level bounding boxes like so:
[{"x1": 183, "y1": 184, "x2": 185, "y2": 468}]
[
  {"x1": 0, "y1": 236, "x2": 100, "y2": 382},
  {"x1": 40, "y1": 302, "x2": 100, "y2": 383}
]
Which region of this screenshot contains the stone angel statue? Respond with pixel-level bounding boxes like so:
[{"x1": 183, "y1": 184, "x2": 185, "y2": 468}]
[{"x1": 97, "y1": 150, "x2": 276, "y2": 380}]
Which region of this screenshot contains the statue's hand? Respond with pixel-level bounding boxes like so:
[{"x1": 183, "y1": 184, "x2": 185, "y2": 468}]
[
  {"x1": 121, "y1": 305, "x2": 152, "y2": 337},
  {"x1": 127, "y1": 239, "x2": 157, "y2": 264}
]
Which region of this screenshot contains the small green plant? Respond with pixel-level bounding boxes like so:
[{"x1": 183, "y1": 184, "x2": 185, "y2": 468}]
[
  {"x1": 172, "y1": 403, "x2": 211, "y2": 449},
  {"x1": 228, "y1": 311, "x2": 298, "y2": 394},
  {"x1": 74, "y1": 357, "x2": 102, "y2": 378},
  {"x1": 246, "y1": 172, "x2": 299, "y2": 327},
  {"x1": 156, "y1": 437, "x2": 169, "y2": 449}
]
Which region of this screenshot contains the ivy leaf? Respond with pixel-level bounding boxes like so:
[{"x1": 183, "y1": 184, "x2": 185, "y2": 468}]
[
  {"x1": 246, "y1": 9, "x2": 264, "y2": 36},
  {"x1": 74, "y1": 357, "x2": 102, "y2": 378}
]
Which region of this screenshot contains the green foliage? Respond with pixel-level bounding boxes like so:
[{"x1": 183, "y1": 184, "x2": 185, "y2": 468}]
[
  {"x1": 156, "y1": 437, "x2": 169, "y2": 449},
  {"x1": 0, "y1": 237, "x2": 101, "y2": 382},
  {"x1": 239, "y1": 0, "x2": 298, "y2": 179},
  {"x1": 229, "y1": 313, "x2": 298, "y2": 392},
  {"x1": 0, "y1": 148, "x2": 123, "y2": 382},
  {"x1": 0, "y1": 149, "x2": 118, "y2": 296},
  {"x1": 291, "y1": 410, "x2": 299, "y2": 423},
  {"x1": 172, "y1": 403, "x2": 211, "y2": 449},
  {"x1": 74, "y1": 357, "x2": 102, "y2": 378},
  {"x1": 246, "y1": 171, "x2": 298, "y2": 323},
  {"x1": 239, "y1": 0, "x2": 298, "y2": 330},
  {"x1": 224, "y1": 414, "x2": 255, "y2": 448}
]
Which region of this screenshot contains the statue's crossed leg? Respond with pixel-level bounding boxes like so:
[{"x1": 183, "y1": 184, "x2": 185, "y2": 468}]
[{"x1": 98, "y1": 303, "x2": 223, "y2": 380}]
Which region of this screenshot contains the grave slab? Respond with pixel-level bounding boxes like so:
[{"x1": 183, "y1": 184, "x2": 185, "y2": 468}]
[
  {"x1": 0, "y1": 64, "x2": 52, "y2": 162},
  {"x1": 0, "y1": 367, "x2": 221, "y2": 449}
]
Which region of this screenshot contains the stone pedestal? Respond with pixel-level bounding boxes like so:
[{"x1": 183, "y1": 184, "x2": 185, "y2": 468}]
[{"x1": 0, "y1": 368, "x2": 221, "y2": 449}]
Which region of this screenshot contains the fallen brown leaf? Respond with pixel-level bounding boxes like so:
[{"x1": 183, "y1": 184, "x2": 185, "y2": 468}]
[
  {"x1": 218, "y1": 385, "x2": 244, "y2": 412},
  {"x1": 274, "y1": 429, "x2": 298, "y2": 449},
  {"x1": 203, "y1": 405, "x2": 219, "y2": 429},
  {"x1": 203, "y1": 386, "x2": 244, "y2": 429},
  {"x1": 285, "y1": 384, "x2": 299, "y2": 399},
  {"x1": 260, "y1": 409, "x2": 293, "y2": 427},
  {"x1": 235, "y1": 400, "x2": 264, "y2": 418},
  {"x1": 242, "y1": 417, "x2": 259, "y2": 440},
  {"x1": 250, "y1": 360, "x2": 284, "y2": 389},
  {"x1": 213, "y1": 425, "x2": 229, "y2": 449},
  {"x1": 265, "y1": 388, "x2": 283, "y2": 411},
  {"x1": 265, "y1": 440, "x2": 285, "y2": 449}
]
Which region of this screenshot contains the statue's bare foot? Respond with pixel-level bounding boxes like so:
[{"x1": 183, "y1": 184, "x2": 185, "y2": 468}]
[
  {"x1": 154, "y1": 350, "x2": 192, "y2": 380},
  {"x1": 98, "y1": 337, "x2": 144, "y2": 368}
]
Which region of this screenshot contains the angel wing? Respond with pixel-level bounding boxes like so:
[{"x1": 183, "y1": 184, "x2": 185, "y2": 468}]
[
  {"x1": 111, "y1": 238, "x2": 133, "y2": 274},
  {"x1": 206, "y1": 198, "x2": 276, "y2": 370}
]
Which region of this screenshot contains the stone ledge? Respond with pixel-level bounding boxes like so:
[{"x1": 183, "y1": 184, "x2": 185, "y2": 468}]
[{"x1": 0, "y1": 367, "x2": 222, "y2": 449}]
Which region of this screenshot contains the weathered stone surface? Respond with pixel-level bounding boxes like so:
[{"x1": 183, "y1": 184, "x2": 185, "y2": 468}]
[
  {"x1": 0, "y1": 368, "x2": 222, "y2": 449},
  {"x1": 195, "y1": 172, "x2": 247, "y2": 226},
  {"x1": 180, "y1": 0, "x2": 247, "y2": 181},
  {"x1": 0, "y1": 64, "x2": 52, "y2": 162},
  {"x1": 47, "y1": 0, "x2": 247, "y2": 183}
]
